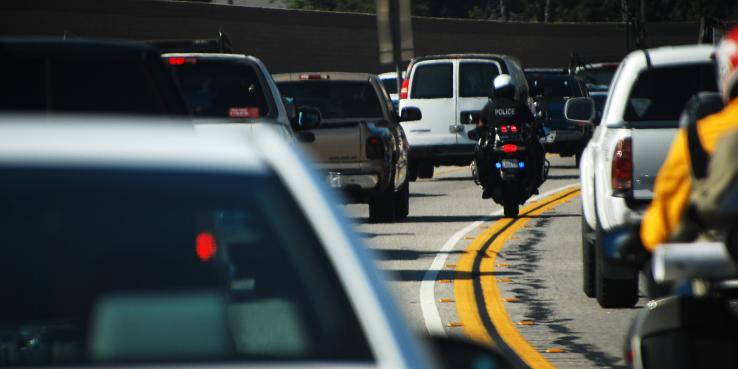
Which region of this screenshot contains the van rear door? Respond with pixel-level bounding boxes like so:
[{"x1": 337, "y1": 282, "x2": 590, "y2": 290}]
[
  {"x1": 402, "y1": 61, "x2": 456, "y2": 147},
  {"x1": 456, "y1": 60, "x2": 502, "y2": 144}
]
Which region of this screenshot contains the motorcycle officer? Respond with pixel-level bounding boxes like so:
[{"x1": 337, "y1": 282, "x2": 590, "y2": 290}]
[{"x1": 474, "y1": 74, "x2": 545, "y2": 199}]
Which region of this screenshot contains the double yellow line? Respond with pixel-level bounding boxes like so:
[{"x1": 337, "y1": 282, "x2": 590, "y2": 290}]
[{"x1": 454, "y1": 187, "x2": 580, "y2": 369}]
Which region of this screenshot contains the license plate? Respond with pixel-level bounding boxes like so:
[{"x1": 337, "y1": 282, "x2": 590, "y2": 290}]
[
  {"x1": 501, "y1": 159, "x2": 518, "y2": 169},
  {"x1": 326, "y1": 172, "x2": 341, "y2": 188}
]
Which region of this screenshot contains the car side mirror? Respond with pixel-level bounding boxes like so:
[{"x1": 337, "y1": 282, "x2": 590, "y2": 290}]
[
  {"x1": 564, "y1": 97, "x2": 595, "y2": 122},
  {"x1": 467, "y1": 129, "x2": 479, "y2": 141},
  {"x1": 283, "y1": 96, "x2": 297, "y2": 124},
  {"x1": 427, "y1": 335, "x2": 513, "y2": 369},
  {"x1": 400, "y1": 107, "x2": 422, "y2": 122},
  {"x1": 295, "y1": 106, "x2": 321, "y2": 130}
]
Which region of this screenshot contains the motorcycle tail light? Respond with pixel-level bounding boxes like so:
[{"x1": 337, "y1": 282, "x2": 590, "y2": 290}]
[
  {"x1": 510, "y1": 125, "x2": 518, "y2": 133},
  {"x1": 611, "y1": 137, "x2": 633, "y2": 196},
  {"x1": 502, "y1": 144, "x2": 518, "y2": 153},
  {"x1": 500, "y1": 126, "x2": 508, "y2": 133}
]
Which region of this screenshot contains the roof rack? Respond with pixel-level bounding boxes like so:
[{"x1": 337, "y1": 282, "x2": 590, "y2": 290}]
[{"x1": 146, "y1": 29, "x2": 233, "y2": 54}]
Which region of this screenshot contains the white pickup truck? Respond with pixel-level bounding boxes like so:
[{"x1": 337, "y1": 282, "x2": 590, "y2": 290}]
[{"x1": 579, "y1": 44, "x2": 717, "y2": 308}]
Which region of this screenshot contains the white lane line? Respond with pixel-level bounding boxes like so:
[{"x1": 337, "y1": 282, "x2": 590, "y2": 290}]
[{"x1": 419, "y1": 183, "x2": 578, "y2": 336}]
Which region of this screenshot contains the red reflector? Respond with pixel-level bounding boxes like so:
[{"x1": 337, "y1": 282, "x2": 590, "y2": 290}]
[
  {"x1": 168, "y1": 57, "x2": 186, "y2": 65},
  {"x1": 612, "y1": 137, "x2": 633, "y2": 192},
  {"x1": 196, "y1": 232, "x2": 217, "y2": 262},
  {"x1": 502, "y1": 144, "x2": 518, "y2": 153},
  {"x1": 299, "y1": 74, "x2": 329, "y2": 80},
  {"x1": 369, "y1": 137, "x2": 380, "y2": 145},
  {"x1": 399, "y1": 78, "x2": 409, "y2": 100},
  {"x1": 500, "y1": 126, "x2": 508, "y2": 133},
  {"x1": 510, "y1": 125, "x2": 518, "y2": 133}
]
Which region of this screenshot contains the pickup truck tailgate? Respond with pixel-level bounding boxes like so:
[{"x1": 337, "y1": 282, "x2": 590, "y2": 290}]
[
  {"x1": 632, "y1": 128, "x2": 678, "y2": 200},
  {"x1": 300, "y1": 123, "x2": 363, "y2": 166}
]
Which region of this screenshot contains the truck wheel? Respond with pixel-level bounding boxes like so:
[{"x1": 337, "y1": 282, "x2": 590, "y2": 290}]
[
  {"x1": 394, "y1": 181, "x2": 410, "y2": 219},
  {"x1": 581, "y1": 214, "x2": 596, "y2": 297},
  {"x1": 595, "y1": 236, "x2": 638, "y2": 308},
  {"x1": 418, "y1": 163, "x2": 434, "y2": 179},
  {"x1": 369, "y1": 189, "x2": 396, "y2": 223}
]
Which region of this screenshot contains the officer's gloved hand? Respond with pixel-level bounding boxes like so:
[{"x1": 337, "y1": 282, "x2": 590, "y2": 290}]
[{"x1": 602, "y1": 222, "x2": 649, "y2": 268}]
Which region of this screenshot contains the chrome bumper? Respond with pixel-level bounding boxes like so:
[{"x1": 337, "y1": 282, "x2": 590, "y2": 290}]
[{"x1": 326, "y1": 172, "x2": 380, "y2": 190}]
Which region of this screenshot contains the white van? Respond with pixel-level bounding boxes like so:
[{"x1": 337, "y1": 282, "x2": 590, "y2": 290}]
[{"x1": 398, "y1": 54, "x2": 529, "y2": 180}]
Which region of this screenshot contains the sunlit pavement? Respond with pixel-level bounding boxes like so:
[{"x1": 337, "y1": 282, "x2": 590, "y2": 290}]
[{"x1": 343, "y1": 156, "x2": 643, "y2": 369}]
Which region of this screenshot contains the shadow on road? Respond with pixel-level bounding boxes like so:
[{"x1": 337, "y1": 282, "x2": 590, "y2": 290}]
[
  {"x1": 546, "y1": 174, "x2": 580, "y2": 180},
  {"x1": 431, "y1": 176, "x2": 474, "y2": 182},
  {"x1": 370, "y1": 248, "x2": 463, "y2": 261},
  {"x1": 380, "y1": 269, "x2": 522, "y2": 281},
  {"x1": 409, "y1": 192, "x2": 447, "y2": 198},
  {"x1": 501, "y1": 216, "x2": 628, "y2": 368},
  {"x1": 351, "y1": 215, "x2": 502, "y2": 224}
]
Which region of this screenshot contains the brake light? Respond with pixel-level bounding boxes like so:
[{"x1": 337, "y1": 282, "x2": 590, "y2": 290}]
[
  {"x1": 502, "y1": 144, "x2": 518, "y2": 153},
  {"x1": 611, "y1": 137, "x2": 633, "y2": 196},
  {"x1": 168, "y1": 57, "x2": 185, "y2": 65},
  {"x1": 299, "y1": 74, "x2": 329, "y2": 80},
  {"x1": 510, "y1": 125, "x2": 518, "y2": 133},
  {"x1": 366, "y1": 136, "x2": 385, "y2": 159},
  {"x1": 196, "y1": 232, "x2": 217, "y2": 262},
  {"x1": 399, "y1": 78, "x2": 409, "y2": 100},
  {"x1": 500, "y1": 126, "x2": 508, "y2": 133}
]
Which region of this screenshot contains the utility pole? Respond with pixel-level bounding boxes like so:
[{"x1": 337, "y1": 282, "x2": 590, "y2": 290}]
[
  {"x1": 499, "y1": 0, "x2": 507, "y2": 21},
  {"x1": 377, "y1": 0, "x2": 414, "y2": 93},
  {"x1": 544, "y1": 0, "x2": 551, "y2": 23}
]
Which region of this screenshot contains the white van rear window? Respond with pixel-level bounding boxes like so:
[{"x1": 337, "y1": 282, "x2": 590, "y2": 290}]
[
  {"x1": 411, "y1": 63, "x2": 452, "y2": 99},
  {"x1": 460, "y1": 62, "x2": 500, "y2": 97}
]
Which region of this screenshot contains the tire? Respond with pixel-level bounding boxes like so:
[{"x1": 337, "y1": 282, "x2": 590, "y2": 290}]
[
  {"x1": 418, "y1": 163, "x2": 434, "y2": 179},
  {"x1": 503, "y1": 201, "x2": 519, "y2": 218},
  {"x1": 502, "y1": 184, "x2": 519, "y2": 218},
  {"x1": 581, "y1": 214, "x2": 596, "y2": 297},
  {"x1": 595, "y1": 230, "x2": 638, "y2": 308},
  {"x1": 369, "y1": 188, "x2": 396, "y2": 223},
  {"x1": 394, "y1": 181, "x2": 410, "y2": 219},
  {"x1": 408, "y1": 162, "x2": 419, "y2": 182}
]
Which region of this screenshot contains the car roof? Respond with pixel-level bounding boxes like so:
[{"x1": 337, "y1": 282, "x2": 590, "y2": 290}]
[
  {"x1": 273, "y1": 72, "x2": 374, "y2": 82},
  {"x1": 639, "y1": 44, "x2": 715, "y2": 66},
  {"x1": 162, "y1": 52, "x2": 247, "y2": 60},
  {"x1": 411, "y1": 53, "x2": 511, "y2": 63},
  {"x1": 0, "y1": 115, "x2": 266, "y2": 174},
  {"x1": 0, "y1": 37, "x2": 160, "y2": 58}
]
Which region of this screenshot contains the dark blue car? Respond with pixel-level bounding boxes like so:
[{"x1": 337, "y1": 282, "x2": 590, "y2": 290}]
[{"x1": 526, "y1": 73, "x2": 592, "y2": 165}]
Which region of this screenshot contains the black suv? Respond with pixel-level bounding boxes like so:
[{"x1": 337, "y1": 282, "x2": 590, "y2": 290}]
[{"x1": 0, "y1": 38, "x2": 189, "y2": 116}]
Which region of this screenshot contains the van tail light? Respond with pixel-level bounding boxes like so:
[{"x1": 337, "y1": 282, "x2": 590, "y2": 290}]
[
  {"x1": 399, "y1": 78, "x2": 409, "y2": 100},
  {"x1": 611, "y1": 137, "x2": 633, "y2": 197},
  {"x1": 366, "y1": 136, "x2": 385, "y2": 159}
]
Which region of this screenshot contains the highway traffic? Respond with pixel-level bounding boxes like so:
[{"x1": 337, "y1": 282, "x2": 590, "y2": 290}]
[
  {"x1": 348, "y1": 158, "x2": 642, "y2": 369},
  {"x1": 2, "y1": 2, "x2": 738, "y2": 369}
]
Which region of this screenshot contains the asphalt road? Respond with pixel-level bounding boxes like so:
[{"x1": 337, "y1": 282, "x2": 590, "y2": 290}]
[{"x1": 342, "y1": 155, "x2": 644, "y2": 369}]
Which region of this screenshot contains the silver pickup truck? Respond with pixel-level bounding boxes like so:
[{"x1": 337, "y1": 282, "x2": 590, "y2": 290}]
[{"x1": 275, "y1": 72, "x2": 418, "y2": 222}]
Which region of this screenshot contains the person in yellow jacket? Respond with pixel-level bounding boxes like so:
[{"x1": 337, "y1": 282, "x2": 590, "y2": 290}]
[{"x1": 641, "y1": 26, "x2": 738, "y2": 251}]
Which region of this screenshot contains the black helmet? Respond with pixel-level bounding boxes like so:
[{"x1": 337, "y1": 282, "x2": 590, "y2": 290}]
[{"x1": 490, "y1": 74, "x2": 515, "y2": 99}]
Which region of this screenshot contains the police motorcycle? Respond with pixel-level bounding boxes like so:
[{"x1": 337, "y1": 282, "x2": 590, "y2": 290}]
[{"x1": 469, "y1": 97, "x2": 592, "y2": 217}]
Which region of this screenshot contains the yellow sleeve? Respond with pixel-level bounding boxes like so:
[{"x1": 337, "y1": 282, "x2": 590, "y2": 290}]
[{"x1": 640, "y1": 130, "x2": 692, "y2": 251}]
